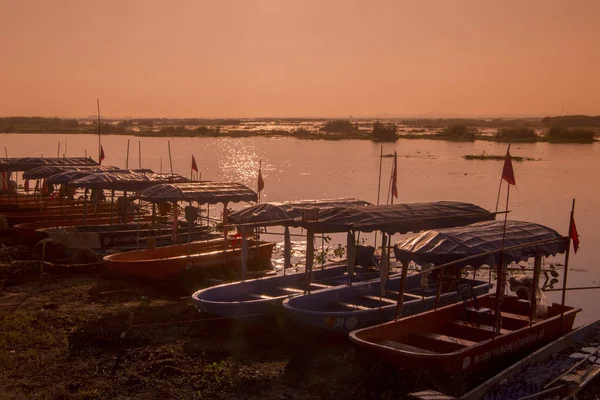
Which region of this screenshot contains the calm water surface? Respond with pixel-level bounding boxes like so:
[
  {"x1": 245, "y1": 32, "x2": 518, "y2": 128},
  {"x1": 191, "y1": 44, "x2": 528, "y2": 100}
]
[{"x1": 2, "y1": 134, "x2": 599, "y2": 323}]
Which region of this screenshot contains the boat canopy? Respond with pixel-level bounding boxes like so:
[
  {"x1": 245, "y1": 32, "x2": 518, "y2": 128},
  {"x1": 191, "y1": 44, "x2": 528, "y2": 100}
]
[
  {"x1": 23, "y1": 165, "x2": 120, "y2": 180},
  {"x1": 227, "y1": 198, "x2": 372, "y2": 227},
  {"x1": 0, "y1": 157, "x2": 98, "y2": 172},
  {"x1": 141, "y1": 182, "x2": 257, "y2": 204},
  {"x1": 70, "y1": 171, "x2": 188, "y2": 191},
  {"x1": 393, "y1": 220, "x2": 567, "y2": 269},
  {"x1": 303, "y1": 201, "x2": 495, "y2": 234}
]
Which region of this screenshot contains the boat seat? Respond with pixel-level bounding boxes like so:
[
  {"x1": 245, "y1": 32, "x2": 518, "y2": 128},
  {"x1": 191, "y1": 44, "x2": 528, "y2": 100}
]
[
  {"x1": 499, "y1": 311, "x2": 531, "y2": 322},
  {"x1": 277, "y1": 287, "x2": 304, "y2": 294},
  {"x1": 247, "y1": 293, "x2": 275, "y2": 300},
  {"x1": 361, "y1": 295, "x2": 396, "y2": 305},
  {"x1": 335, "y1": 301, "x2": 371, "y2": 311},
  {"x1": 379, "y1": 339, "x2": 439, "y2": 355},
  {"x1": 311, "y1": 283, "x2": 332, "y2": 289},
  {"x1": 417, "y1": 332, "x2": 477, "y2": 348},
  {"x1": 453, "y1": 320, "x2": 511, "y2": 334},
  {"x1": 386, "y1": 290, "x2": 421, "y2": 300}
]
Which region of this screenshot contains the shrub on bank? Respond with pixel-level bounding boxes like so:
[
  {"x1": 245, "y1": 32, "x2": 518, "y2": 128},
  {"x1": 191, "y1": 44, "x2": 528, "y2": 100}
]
[
  {"x1": 546, "y1": 126, "x2": 596, "y2": 143},
  {"x1": 371, "y1": 121, "x2": 398, "y2": 142},
  {"x1": 495, "y1": 127, "x2": 538, "y2": 142}
]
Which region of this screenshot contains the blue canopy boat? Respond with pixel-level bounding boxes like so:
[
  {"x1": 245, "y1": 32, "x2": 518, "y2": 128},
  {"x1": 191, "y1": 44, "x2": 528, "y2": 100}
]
[
  {"x1": 281, "y1": 201, "x2": 497, "y2": 333},
  {"x1": 194, "y1": 201, "x2": 496, "y2": 320}
]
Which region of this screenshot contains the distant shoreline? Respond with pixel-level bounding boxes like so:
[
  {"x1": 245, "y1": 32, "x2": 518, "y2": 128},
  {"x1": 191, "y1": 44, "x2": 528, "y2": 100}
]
[{"x1": 1, "y1": 116, "x2": 598, "y2": 144}]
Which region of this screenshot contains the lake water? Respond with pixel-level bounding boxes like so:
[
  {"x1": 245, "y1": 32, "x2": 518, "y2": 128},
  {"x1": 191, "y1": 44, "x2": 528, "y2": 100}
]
[{"x1": 2, "y1": 133, "x2": 599, "y2": 323}]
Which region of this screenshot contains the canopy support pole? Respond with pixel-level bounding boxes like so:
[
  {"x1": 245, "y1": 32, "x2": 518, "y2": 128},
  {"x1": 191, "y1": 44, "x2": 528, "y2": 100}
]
[
  {"x1": 380, "y1": 234, "x2": 388, "y2": 297},
  {"x1": 347, "y1": 230, "x2": 356, "y2": 285},
  {"x1": 530, "y1": 255, "x2": 542, "y2": 325},
  {"x1": 435, "y1": 266, "x2": 445, "y2": 308},
  {"x1": 304, "y1": 229, "x2": 315, "y2": 292},
  {"x1": 241, "y1": 228, "x2": 248, "y2": 281},
  {"x1": 283, "y1": 226, "x2": 291, "y2": 276},
  {"x1": 110, "y1": 189, "x2": 115, "y2": 226},
  {"x1": 187, "y1": 200, "x2": 193, "y2": 256},
  {"x1": 83, "y1": 187, "x2": 88, "y2": 226},
  {"x1": 395, "y1": 260, "x2": 409, "y2": 318},
  {"x1": 136, "y1": 196, "x2": 141, "y2": 250},
  {"x1": 560, "y1": 198, "x2": 576, "y2": 334}
]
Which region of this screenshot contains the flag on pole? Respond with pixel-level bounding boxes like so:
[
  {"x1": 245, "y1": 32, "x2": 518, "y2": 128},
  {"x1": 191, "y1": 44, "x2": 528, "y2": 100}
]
[
  {"x1": 570, "y1": 215, "x2": 580, "y2": 253},
  {"x1": 99, "y1": 145, "x2": 105, "y2": 165},
  {"x1": 391, "y1": 151, "x2": 398, "y2": 199},
  {"x1": 257, "y1": 161, "x2": 265, "y2": 193},
  {"x1": 191, "y1": 155, "x2": 198, "y2": 172},
  {"x1": 502, "y1": 144, "x2": 516, "y2": 186}
]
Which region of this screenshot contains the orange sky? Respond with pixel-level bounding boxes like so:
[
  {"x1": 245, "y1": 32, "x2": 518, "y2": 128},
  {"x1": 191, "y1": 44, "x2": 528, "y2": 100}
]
[{"x1": 1, "y1": 0, "x2": 599, "y2": 118}]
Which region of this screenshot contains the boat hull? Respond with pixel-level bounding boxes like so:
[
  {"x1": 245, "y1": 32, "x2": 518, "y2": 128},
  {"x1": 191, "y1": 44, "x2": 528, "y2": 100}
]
[
  {"x1": 39, "y1": 223, "x2": 214, "y2": 250},
  {"x1": 103, "y1": 238, "x2": 275, "y2": 280},
  {"x1": 282, "y1": 275, "x2": 492, "y2": 334},
  {"x1": 349, "y1": 294, "x2": 581, "y2": 377},
  {"x1": 192, "y1": 265, "x2": 381, "y2": 318}
]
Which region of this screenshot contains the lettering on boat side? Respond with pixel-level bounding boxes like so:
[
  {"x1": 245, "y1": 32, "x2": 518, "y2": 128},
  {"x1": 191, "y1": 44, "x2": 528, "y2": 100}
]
[{"x1": 469, "y1": 329, "x2": 545, "y2": 369}]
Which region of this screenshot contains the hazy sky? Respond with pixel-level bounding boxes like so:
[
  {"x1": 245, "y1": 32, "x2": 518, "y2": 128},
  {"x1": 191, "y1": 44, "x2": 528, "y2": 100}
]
[{"x1": 1, "y1": 0, "x2": 599, "y2": 118}]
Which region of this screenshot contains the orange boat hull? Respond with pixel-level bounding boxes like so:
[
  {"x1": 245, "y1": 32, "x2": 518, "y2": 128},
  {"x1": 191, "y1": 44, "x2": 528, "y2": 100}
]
[{"x1": 103, "y1": 238, "x2": 275, "y2": 280}]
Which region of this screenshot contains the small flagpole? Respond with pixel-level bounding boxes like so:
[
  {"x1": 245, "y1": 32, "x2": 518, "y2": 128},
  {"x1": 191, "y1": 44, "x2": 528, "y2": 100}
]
[
  {"x1": 126, "y1": 140, "x2": 130, "y2": 169},
  {"x1": 97, "y1": 99, "x2": 101, "y2": 163},
  {"x1": 495, "y1": 144, "x2": 511, "y2": 213},
  {"x1": 493, "y1": 182, "x2": 511, "y2": 337},
  {"x1": 258, "y1": 160, "x2": 262, "y2": 203},
  {"x1": 57, "y1": 141, "x2": 60, "y2": 158},
  {"x1": 374, "y1": 146, "x2": 383, "y2": 249},
  {"x1": 168, "y1": 141, "x2": 174, "y2": 176},
  {"x1": 560, "y1": 198, "x2": 576, "y2": 333},
  {"x1": 138, "y1": 141, "x2": 142, "y2": 169}
]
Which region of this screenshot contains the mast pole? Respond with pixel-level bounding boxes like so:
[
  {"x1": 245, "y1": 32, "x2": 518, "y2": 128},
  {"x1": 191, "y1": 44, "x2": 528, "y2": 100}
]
[
  {"x1": 168, "y1": 141, "x2": 174, "y2": 175},
  {"x1": 126, "y1": 139, "x2": 130, "y2": 169},
  {"x1": 560, "y1": 198, "x2": 576, "y2": 333},
  {"x1": 374, "y1": 146, "x2": 383, "y2": 249},
  {"x1": 97, "y1": 99, "x2": 101, "y2": 163}
]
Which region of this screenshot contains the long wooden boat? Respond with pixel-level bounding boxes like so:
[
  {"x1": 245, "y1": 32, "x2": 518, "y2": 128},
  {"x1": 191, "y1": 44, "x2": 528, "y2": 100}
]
[
  {"x1": 38, "y1": 222, "x2": 216, "y2": 250},
  {"x1": 350, "y1": 294, "x2": 580, "y2": 375},
  {"x1": 283, "y1": 274, "x2": 492, "y2": 334},
  {"x1": 13, "y1": 217, "x2": 137, "y2": 240},
  {"x1": 349, "y1": 219, "x2": 581, "y2": 379},
  {"x1": 192, "y1": 264, "x2": 380, "y2": 318},
  {"x1": 457, "y1": 317, "x2": 600, "y2": 400},
  {"x1": 103, "y1": 237, "x2": 275, "y2": 280}
]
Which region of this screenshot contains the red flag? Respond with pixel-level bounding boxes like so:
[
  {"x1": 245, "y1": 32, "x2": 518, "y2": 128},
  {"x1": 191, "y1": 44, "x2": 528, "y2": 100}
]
[
  {"x1": 191, "y1": 155, "x2": 198, "y2": 172},
  {"x1": 99, "y1": 145, "x2": 105, "y2": 165},
  {"x1": 570, "y1": 215, "x2": 580, "y2": 253},
  {"x1": 502, "y1": 145, "x2": 516, "y2": 186},
  {"x1": 391, "y1": 151, "x2": 398, "y2": 199},
  {"x1": 257, "y1": 163, "x2": 264, "y2": 192}
]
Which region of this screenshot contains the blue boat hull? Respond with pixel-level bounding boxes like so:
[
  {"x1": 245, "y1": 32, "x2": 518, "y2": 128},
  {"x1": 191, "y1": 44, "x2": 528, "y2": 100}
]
[
  {"x1": 281, "y1": 275, "x2": 492, "y2": 334},
  {"x1": 192, "y1": 265, "x2": 380, "y2": 318}
]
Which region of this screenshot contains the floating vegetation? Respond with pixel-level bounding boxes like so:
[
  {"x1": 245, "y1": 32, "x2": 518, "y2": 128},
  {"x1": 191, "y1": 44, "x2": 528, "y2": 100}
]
[{"x1": 463, "y1": 152, "x2": 537, "y2": 162}]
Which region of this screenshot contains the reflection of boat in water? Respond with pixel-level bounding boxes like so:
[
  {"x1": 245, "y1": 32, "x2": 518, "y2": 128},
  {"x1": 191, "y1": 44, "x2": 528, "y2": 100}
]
[
  {"x1": 193, "y1": 264, "x2": 380, "y2": 318},
  {"x1": 103, "y1": 237, "x2": 275, "y2": 280},
  {"x1": 350, "y1": 220, "x2": 581, "y2": 379}
]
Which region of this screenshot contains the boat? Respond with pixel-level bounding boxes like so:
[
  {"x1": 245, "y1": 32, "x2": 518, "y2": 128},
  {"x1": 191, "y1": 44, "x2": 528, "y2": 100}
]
[
  {"x1": 349, "y1": 220, "x2": 581, "y2": 379},
  {"x1": 193, "y1": 264, "x2": 379, "y2": 317},
  {"x1": 279, "y1": 201, "x2": 497, "y2": 333},
  {"x1": 104, "y1": 237, "x2": 275, "y2": 280},
  {"x1": 103, "y1": 181, "x2": 273, "y2": 280},
  {"x1": 38, "y1": 221, "x2": 216, "y2": 250},
  {"x1": 192, "y1": 199, "x2": 379, "y2": 317},
  {"x1": 283, "y1": 274, "x2": 492, "y2": 334},
  {"x1": 13, "y1": 216, "x2": 138, "y2": 241}
]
